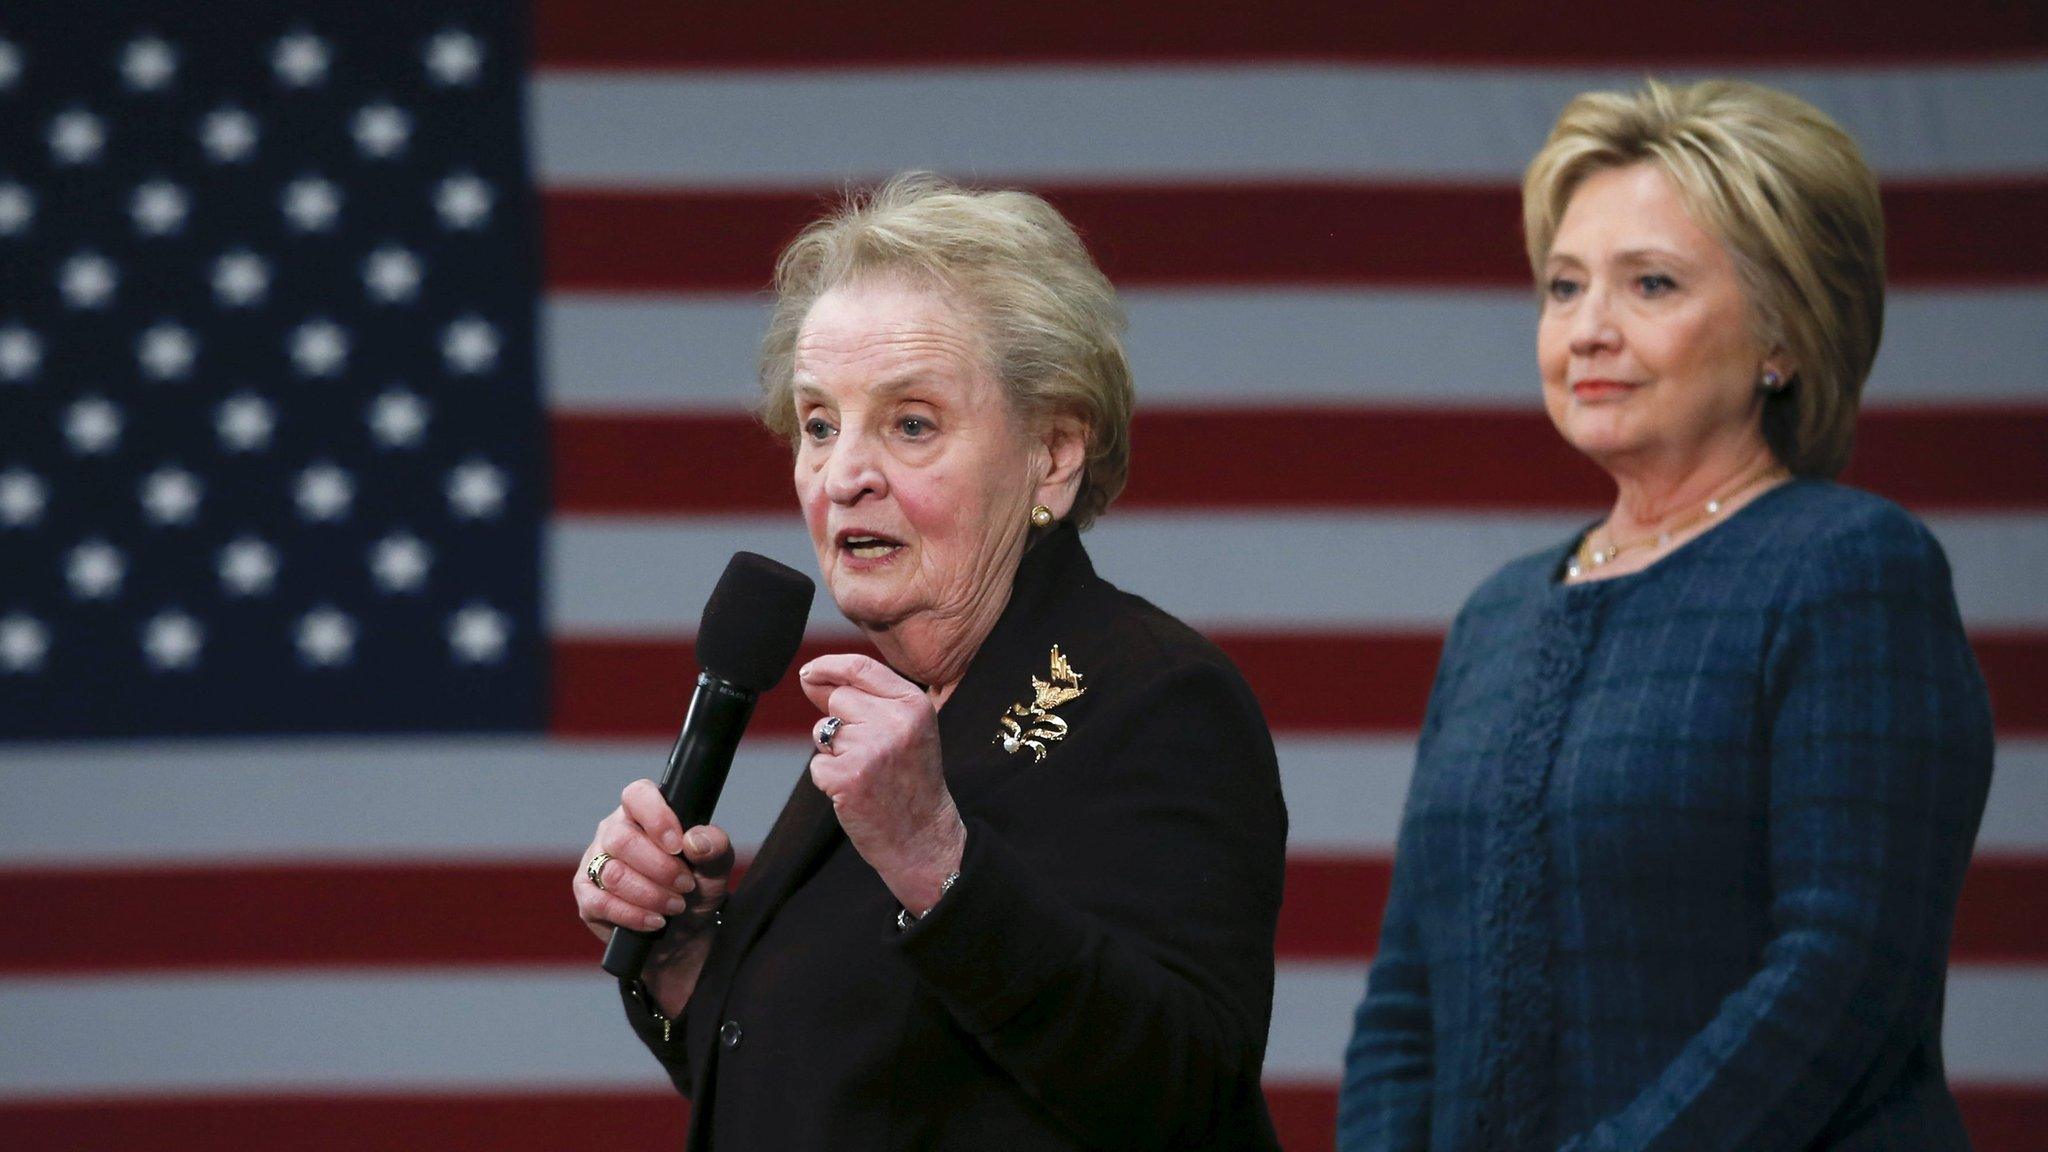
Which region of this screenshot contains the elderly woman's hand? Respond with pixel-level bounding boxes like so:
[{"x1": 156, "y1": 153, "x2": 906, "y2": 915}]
[
  {"x1": 800, "y1": 654, "x2": 968, "y2": 916},
  {"x1": 574, "y1": 779, "x2": 734, "y2": 1013}
]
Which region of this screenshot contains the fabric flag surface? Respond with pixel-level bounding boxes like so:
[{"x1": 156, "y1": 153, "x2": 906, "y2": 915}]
[{"x1": 2, "y1": 3, "x2": 2044, "y2": 1149}]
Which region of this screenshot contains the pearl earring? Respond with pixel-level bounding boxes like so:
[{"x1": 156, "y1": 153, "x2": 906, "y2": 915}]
[
  {"x1": 1029, "y1": 504, "x2": 1054, "y2": 529},
  {"x1": 1761, "y1": 370, "x2": 1784, "y2": 392}
]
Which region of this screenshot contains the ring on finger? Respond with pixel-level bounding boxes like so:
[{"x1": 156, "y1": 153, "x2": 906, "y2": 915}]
[
  {"x1": 815, "y1": 715, "x2": 844, "y2": 753},
  {"x1": 585, "y1": 851, "x2": 614, "y2": 892}
]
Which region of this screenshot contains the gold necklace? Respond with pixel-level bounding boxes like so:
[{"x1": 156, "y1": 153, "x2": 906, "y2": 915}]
[{"x1": 1568, "y1": 463, "x2": 1788, "y2": 580}]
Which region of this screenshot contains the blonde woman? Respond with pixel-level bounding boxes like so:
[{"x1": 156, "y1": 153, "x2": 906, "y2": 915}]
[
  {"x1": 1340, "y1": 81, "x2": 1993, "y2": 1151},
  {"x1": 574, "y1": 175, "x2": 1287, "y2": 1150}
]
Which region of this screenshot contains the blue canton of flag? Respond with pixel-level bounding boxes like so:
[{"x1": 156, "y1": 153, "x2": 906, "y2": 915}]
[{"x1": 0, "y1": 4, "x2": 545, "y2": 737}]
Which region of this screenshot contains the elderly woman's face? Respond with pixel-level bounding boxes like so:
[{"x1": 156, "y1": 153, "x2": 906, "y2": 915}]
[
  {"x1": 791, "y1": 280, "x2": 1042, "y2": 633},
  {"x1": 1537, "y1": 163, "x2": 1780, "y2": 471}
]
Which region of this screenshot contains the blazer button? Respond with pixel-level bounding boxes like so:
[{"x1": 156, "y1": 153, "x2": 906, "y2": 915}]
[{"x1": 720, "y1": 1021, "x2": 742, "y2": 1049}]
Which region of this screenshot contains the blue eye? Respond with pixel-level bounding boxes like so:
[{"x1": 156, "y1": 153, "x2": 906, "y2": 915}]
[
  {"x1": 899, "y1": 417, "x2": 930, "y2": 438},
  {"x1": 1638, "y1": 273, "x2": 1677, "y2": 296},
  {"x1": 803, "y1": 417, "x2": 834, "y2": 441},
  {"x1": 1546, "y1": 277, "x2": 1581, "y2": 302}
]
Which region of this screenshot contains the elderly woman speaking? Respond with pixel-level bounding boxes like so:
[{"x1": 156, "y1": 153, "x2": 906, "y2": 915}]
[
  {"x1": 573, "y1": 174, "x2": 1287, "y2": 1149},
  {"x1": 1340, "y1": 81, "x2": 1994, "y2": 1150}
]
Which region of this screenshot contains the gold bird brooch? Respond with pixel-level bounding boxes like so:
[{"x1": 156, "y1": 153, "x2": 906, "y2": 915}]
[{"x1": 996, "y1": 645, "x2": 1088, "y2": 762}]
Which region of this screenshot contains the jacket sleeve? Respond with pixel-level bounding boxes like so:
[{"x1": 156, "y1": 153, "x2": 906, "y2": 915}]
[
  {"x1": 895, "y1": 659, "x2": 1289, "y2": 1151},
  {"x1": 617, "y1": 978, "x2": 692, "y2": 1097},
  {"x1": 1336, "y1": 837, "x2": 1434, "y2": 1151},
  {"x1": 1337, "y1": 609, "x2": 1471, "y2": 1151},
  {"x1": 1559, "y1": 511, "x2": 1995, "y2": 1152}
]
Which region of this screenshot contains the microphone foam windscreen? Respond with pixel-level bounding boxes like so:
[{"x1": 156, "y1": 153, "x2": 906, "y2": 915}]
[{"x1": 695, "y1": 552, "x2": 817, "y2": 693}]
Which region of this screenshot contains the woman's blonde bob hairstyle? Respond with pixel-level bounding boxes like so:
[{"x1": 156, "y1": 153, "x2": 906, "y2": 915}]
[
  {"x1": 1523, "y1": 79, "x2": 1886, "y2": 478},
  {"x1": 757, "y1": 172, "x2": 1134, "y2": 530}
]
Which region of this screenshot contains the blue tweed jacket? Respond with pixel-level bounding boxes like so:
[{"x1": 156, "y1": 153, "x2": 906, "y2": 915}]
[{"x1": 1338, "y1": 481, "x2": 1995, "y2": 1151}]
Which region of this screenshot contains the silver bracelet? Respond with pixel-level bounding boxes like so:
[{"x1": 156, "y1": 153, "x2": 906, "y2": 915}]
[{"x1": 895, "y1": 870, "x2": 961, "y2": 932}]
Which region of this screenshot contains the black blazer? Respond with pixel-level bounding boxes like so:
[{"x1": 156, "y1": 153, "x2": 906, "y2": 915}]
[{"x1": 620, "y1": 524, "x2": 1289, "y2": 1150}]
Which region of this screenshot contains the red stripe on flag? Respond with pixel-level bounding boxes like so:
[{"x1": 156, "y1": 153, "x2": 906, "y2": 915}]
[
  {"x1": 2, "y1": 1085, "x2": 2042, "y2": 1152},
  {"x1": 0, "y1": 862, "x2": 603, "y2": 974},
  {"x1": 552, "y1": 633, "x2": 2048, "y2": 740},
  {"x1": 8, "y1": 856, "x2": 2040, "y2": 974},
  {"x1": 532, "y1": 0, "x2": 2048, "y2": 69},
  {"x1": 543, "y1": 184, "x2": 2048, "y2": 292},
  {"x1": 549, "y1": 634, "x2": 1445, "y2": 738},
  {"x1": 1279, "y1": 856, "x2": 1392, "y2": 961},
  {"x1": 1264, "y1": 1085, "x2": 2048, "y2": 1152},
  {"x1": 1977, "y1": 634, "x2": 2048, "y2": 735},
  {"x1": 552, "y1": 408, "x2": 2048, "y2": 514}
]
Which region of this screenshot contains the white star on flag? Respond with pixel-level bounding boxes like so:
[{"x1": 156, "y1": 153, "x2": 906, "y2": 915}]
[
  {"x1": 49, "y1": 109, "x2": 106, "y2": 164},
  {"x1": 0, "y1": 614, "x2": 48, "y2": 674},
  {"x1": 291, "y1": 320, "x2": 350, "y2": 378},
  {"x1": 0, "y1": 182, "x2": 32, "y2": 235},
  {"x1": 368, "y1": 388, "x2": 429, "y2": 448},
  {"x1": 67, "y1": 540, "x2": 126, "y2": 600},
  {"x1": 272, "y1": 32, "x2": 331, "y2": 88},
  {"x1": 65, "y1": 397, "x2": 122, "y2": 454},
  {"x1": 441, "y1": 316, "x2": 500, "y2": 374},
  {"x1": 143, "y1": 610, "x2": 204, "y2": 672},
  {"x1": 138, "y1": 322, "x2": 198, "y2": 380},
  {"x1": 295, "y1": 462, "x2": 355, "y2": 522},
  {"x1": 0, "y1": 325, "x2": 41, "y2": 381},
  {"x1": 370, "y1": 532, "x2": 432, "y2": 593},
  {"x1": 448, "y1": 603, "x2": 510, "y2": 664},
  {"x1": 200, "y1": 107, "x2": 258, "y2": 163},
  {"x1": 121, "y1": 37, "x2": 177, "y2": 91},
  {"x1": 363, "y1": 245, "x2": 422, "y2": 303},
  {"x1": 282, "y1": 175, "x2": 341, "y2": 232},
  {"x1": 425, "y1": 29, "x2": 484, "y2": 86},
  {"x1": 434, "y1": 174, "x2": 492, "y2": 230},
  {"x1": 212, "y1": 250, "x2": 271, "y2": 307},
  {"x1": 140, "y1": 466, "x2": 203, "y2": 526},
  {"x1": 215, "y1": 393, "x2": 276, "y2": 452},
  {"x1": 218, "y1": 537, "x2": 281, "y2": 596},
  {"x1": 131, "y1": 180, "x2": 190, "y2": 236},
  {"x1": 353, "y1": 104, "x2": 412, "y2": 158},
  {"x1": 59, "y1": 252, "x2": 118, "y2": 309},
  {"x1": 295, "y1": 607, "x2": 356, "y2": 667},
  {"x1": 0, "y1": 467, "x2": 47, "y2": 527},
  {"x1": 446, "y1": 459, "x2": 507, "y2": 520}
]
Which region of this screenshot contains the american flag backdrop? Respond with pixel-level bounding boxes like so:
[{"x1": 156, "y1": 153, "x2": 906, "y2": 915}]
[{"x1": 2, "y1": 3, "x2": 2045, "y2": 1149}]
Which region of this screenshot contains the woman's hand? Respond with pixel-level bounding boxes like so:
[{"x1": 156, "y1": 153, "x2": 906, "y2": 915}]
[
  {"x1": 573, "y1": 779, "x2": 733, "y2": 1015},
  {"x1": 799, "y1": 654, "x2": 967, "y2": 916}
]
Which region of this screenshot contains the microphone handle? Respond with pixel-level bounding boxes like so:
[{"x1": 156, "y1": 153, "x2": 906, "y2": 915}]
[{"x1": 602, "y1": 673, "x2": 757, "y2": 980}]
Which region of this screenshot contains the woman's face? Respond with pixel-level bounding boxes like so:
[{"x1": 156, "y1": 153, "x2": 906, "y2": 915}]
[
  {"x1": 1537, "y1": 163, "x2": 1784, "y2": 474},
  {"x1": 791, "y1": 279, "x2": 1044, "y2": 633}
]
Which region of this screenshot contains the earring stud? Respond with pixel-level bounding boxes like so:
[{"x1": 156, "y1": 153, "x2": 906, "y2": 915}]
[
  {"x1": 1761, "y1": 370, "x2": 1784, "y2": 392},
  {"x1": 1029, "y1": 504, "x2": 1054, "y2": 528}
]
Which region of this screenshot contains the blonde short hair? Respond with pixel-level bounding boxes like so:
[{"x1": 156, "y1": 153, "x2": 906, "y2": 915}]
[
  {"x1": 758, "y1": 173, "x2": 1134, "y2": 529},
  {"x1": 1522, "y1": 79, "x2": 1885, "y2": 478}
]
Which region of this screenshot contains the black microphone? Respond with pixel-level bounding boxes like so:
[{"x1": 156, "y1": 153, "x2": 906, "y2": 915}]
[{"x1": 602, "y1": 551, "x2": 815, "y2": 980}]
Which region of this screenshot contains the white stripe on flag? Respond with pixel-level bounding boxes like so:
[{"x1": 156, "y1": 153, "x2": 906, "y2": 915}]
[
  {"x1": 543, "y1": 289, "x2": 2048, "y2": 412},
  {"x1": 1263, "y1": 963, "x2": 2048, "y2": 1085},
  {"x1": 548, "y1": 513, "x2": 2048, "y2": 635},
  {"x1": 6, "y1": 739, "x2": 2044, "y2": 864},
  {"x1": 532, "y1": 63, "x2": 2048, "y2": 188},
  {"x1": 4, "y1": 965, "x2": 2042, "y2": 1096}
]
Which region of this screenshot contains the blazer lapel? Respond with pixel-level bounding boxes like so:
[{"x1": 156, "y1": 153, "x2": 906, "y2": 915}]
[{"x1": 687, "y1": 765, "x2": 843, "y2": 1080}]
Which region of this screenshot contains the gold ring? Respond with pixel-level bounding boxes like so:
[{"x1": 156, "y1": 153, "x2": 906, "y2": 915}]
[{"x1": 585, "y1": 851, "x2": 614, "y2": 892}]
